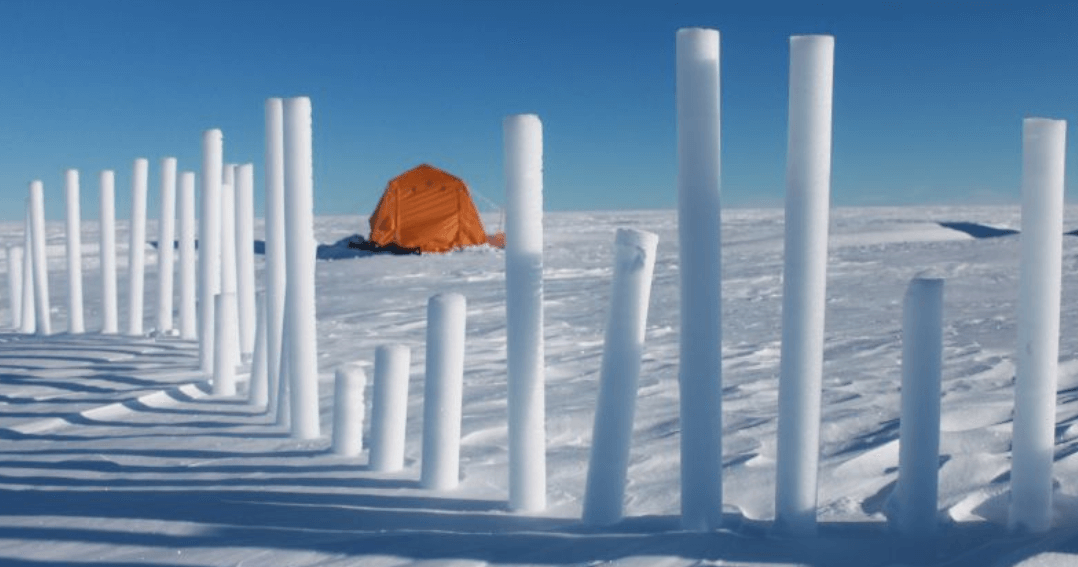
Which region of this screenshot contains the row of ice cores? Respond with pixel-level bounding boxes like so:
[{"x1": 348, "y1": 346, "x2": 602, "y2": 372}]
[{"x1": 4, "y1": 25, "x2": 1069, "y2": 542}]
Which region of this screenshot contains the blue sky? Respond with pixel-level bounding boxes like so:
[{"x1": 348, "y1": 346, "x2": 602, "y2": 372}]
[{"x1": 0, "y1": 1, "x2": 1075, "y2": 222}]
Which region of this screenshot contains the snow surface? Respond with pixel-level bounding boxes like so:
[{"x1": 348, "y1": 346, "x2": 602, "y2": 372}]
[{"x1": 3, "y1": 207, "x2": 1078, "y2": 565}]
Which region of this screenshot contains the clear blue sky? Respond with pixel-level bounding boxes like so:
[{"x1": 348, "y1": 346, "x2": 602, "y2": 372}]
[{"x1": 0, "y1": 0, "x2": 1075, "y2": 222}]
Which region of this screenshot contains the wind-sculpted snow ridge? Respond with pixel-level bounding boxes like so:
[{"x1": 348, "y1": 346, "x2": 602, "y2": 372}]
[
  {"x1": 4, "y1": 207, "x2": 1078, "y2": 565},
  {"x1": 938, "y1": 221, "x2": 1020, "y2": 239}
]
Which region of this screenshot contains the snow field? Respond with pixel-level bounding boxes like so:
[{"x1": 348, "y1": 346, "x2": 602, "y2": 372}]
[{"x1": 3, "y1": 207, "x2": 1078, "y2": 565}]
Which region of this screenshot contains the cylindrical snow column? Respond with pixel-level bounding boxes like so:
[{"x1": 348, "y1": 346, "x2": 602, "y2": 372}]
[
  {"x1": 675, "y1": 27, "x2": 723, "y2": 532},
  {"x1": 99, "y1": 171, "x2": 118, "y2": 334},
  {"x1": 65, "y1": 169, "x2": 84, "y2": 334},
  {"x1": 219, "y1": 183, "x2": 241, "y2": 359},
  {"x1": 1010, "y1": 117, "x2": 1067, "y2": 534},
  {"x1": 283, "y1": 96, "x2": 320, "y2": 440},
  {"x1": 774, "y1": 34, "x2": 835, "y2": 537},
  {"x1": 235, "y1": 163, "x2": 257, "y2": 356},
  {"x1": 248, "y1": 292, "x2": 269, "y2": 409},
  {"x1": 503, "y1": 113, "x2": 547, "y2": 512},
  {"x1": 891, "y1": 274, "x2": 944, "y2": 540},
  {"x1": 332, "y1": 364, "x2": 367, "y2": 457},
  {"x1": 221, "y1": 183, "x2": 237, "y2": 294},
  {"x1": 370, "y1": 344, "x2": 411, "y2": 472},
  {"x1": 212, "y1": 292, "x2": 238, "y2": 396},
  {"x1": 273, "y1": 297, "x2": 295, "y2": 426},
  {"x1": 264, "y1": 98, "x2": 288, "y2": 418},
  {"x1": 275, "y1": 319, "x2": 292, "y2": 428},
  {"x1": 583, "y1": 228, "x2": 660, "y2": 526},
  {"x1": 127, "y1": 158, "x2": 148, "y2": 336},
  {"x1": 224, "y1": 163, "x2": 236, "y2": 187},
  {"x1": 20, "y1": 208, "x2": 35, "y2": 335},
  {"x1": 29, "y1": 181, "x2": 51, "y2": 336},
  {"x1": 421, "y1": 293, "x2": 466, "y2": 491},
  {"x1": 178, "y1": 172, "x2": 197, "y2": 340},
  {"x1": 7, "y1": 246, "x2": 22, "y2": 328},
  {"x1": 156, "y1": 157, "x2": 177, "y2": 333},
  {"x1": 200, "y1": 130, "x2": 223, "y2": 373}
]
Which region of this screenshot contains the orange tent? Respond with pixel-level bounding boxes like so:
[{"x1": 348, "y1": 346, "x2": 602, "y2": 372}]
[{"x1": 368, "y1": 164, "x2": 503, "y2": 253}]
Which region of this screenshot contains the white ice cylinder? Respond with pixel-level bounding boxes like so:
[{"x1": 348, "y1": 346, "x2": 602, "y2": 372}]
[
  {"x1": 219, "y1": 183, "x2": 240, "y2": 359},
  {"x1": 774, "y1": 34, "x2": 835, "y2": 537},
  {"x1": 7, "y1": 246, "x2": 22, "y2": 328},
  {"x1": 503, "y1": 113, "x2": 547, "y2": 512},
  {"x1": 276, "y1": 323, "x2": 292, "y2": 428},
  {"x1": 675, "y1": 27, "x2": 723, "y2": 532},
  {"x1": 421, "y1": 293, "x2": 466, "y2": 491},
  {"x1": 127, "y1": 158, "x2": 148, "y2": 336},
  {"x1": 248, "y1": 292, "x2": 269, "y2": 409},
  {"x1": 1010, "y1": 117, "x2": 1067, "y2": 534},
  {"x1": 236, "y1": 163, "x2": 256, "y2": 356},
  {"x1": 99, "y1": 171, "x2": 118, "y2": 334},
  {"x1": 892, "y1": 274, "x2": 944, "y2": 539},
  {"x1": 156, "y1": 157, "x2": 177, "y2": 333},
  {"x1": 332, "y1": 364, "x2": 367, "y2": 457},
  {"x1": 29, "y1": 181, "x2": 51, "y2": 336},
  {"x1": 64, "y1": 169, "x2": 84, "y2": 334},
  {"x1": 220, "y1": 183, "x2": 237, "y2": 294},
  {"x1": 212, "y1": 292, "x2": 238, "y2": 396},
  {"x1": 20, "y1": 208, "x2": 35, "y2": 335},
  {"x1": 583, "y1": 228, "x2": 660, "y2": 526},
  {"x1": 178, "y1": 172, "x2": 197, "y2": 340},
  {"x1": 283, "y1": 96, "x2": 320, "y2": 440},
  {"x1": 265, "y1": 98, "x2": 287, "y2": 418},
  {"x1": 200, "y1": 129, "x2": 223, "y2": 373},
  {"x1": 370, "y1": 344, "x2": 411, "y2": 472}
]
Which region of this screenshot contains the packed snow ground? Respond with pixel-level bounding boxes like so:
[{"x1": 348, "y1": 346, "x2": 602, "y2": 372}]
[{"x1": 3, "y1": 207, "x2": 1078, "y2": 566}]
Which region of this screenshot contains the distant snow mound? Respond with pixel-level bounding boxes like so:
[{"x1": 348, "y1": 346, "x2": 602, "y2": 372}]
[{"x1": 937, "y1": 221, "x2": 1018, "y2": 239}]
